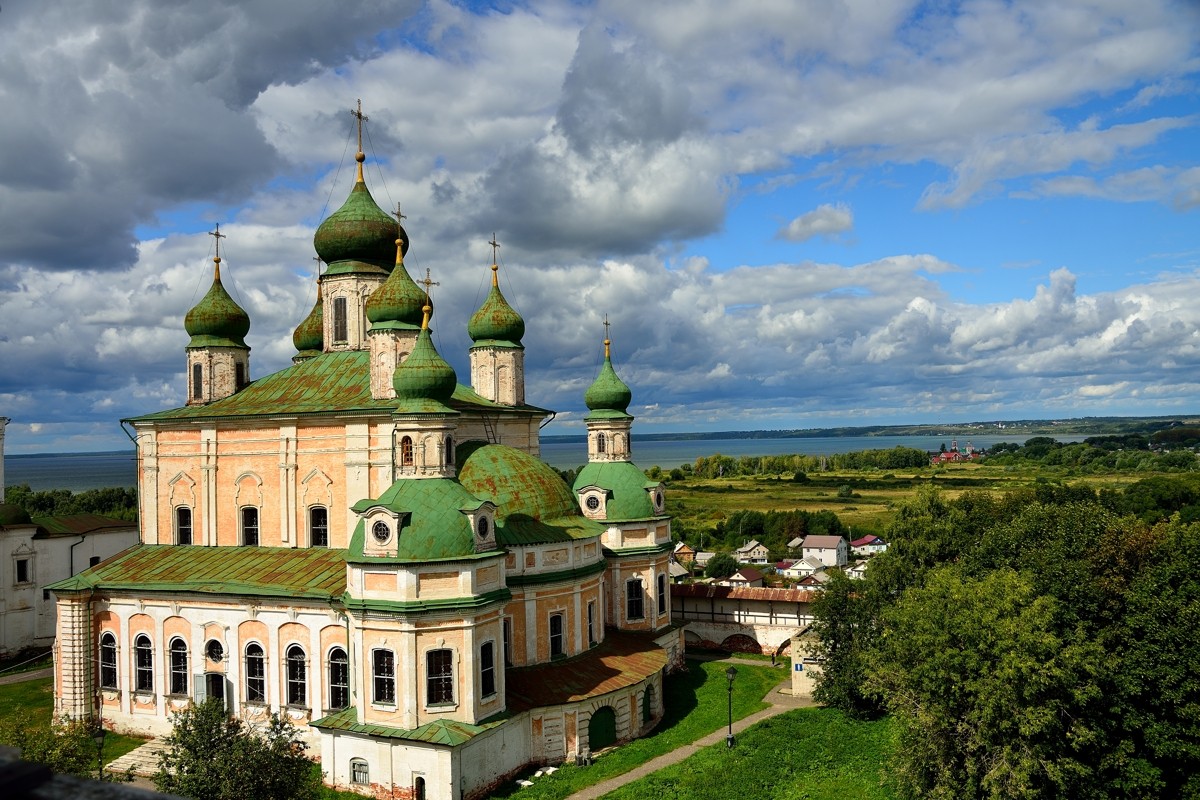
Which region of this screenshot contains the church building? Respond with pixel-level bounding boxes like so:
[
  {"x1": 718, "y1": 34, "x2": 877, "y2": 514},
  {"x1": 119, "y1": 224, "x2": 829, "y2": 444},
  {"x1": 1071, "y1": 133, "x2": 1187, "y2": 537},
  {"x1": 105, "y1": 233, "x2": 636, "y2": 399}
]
[{"x1": 50, "y1": 110, "x2": 681, "y2": 800}]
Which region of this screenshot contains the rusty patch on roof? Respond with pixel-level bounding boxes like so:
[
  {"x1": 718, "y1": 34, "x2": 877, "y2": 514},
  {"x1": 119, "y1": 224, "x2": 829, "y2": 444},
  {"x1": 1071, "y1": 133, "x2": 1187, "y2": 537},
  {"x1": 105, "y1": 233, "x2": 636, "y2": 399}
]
[{"x1": 672, "y1": 584, "x2": 817, "y2": 603}]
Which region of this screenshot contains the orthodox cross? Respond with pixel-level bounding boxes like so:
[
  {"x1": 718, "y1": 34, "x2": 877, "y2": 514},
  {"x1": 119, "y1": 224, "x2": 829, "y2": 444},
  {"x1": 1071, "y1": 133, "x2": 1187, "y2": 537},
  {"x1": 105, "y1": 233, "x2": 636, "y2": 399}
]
[
  {"x1": 312, "y1": 254, "x2": 323, "y2": 278},
  {"x1": 351, "y1": 99, "x2": 368, "y2": 154},
  {"x1": 489, "y1": 233, "x2": 500, "y2": 264},
  {"x1": 603, "y1": 313, "x2": 611, "y2": 341},
  {"x1": 391, "y1": 204, "x2": 407, "y2": 251},
  {"x1": 419, "y1": 268, "x2": 440, "y2": 298},
  {"x1": 209, "y1": 224, "x2": 226, "y2": 259},
  {"x1": 603, "y1": 314, "x2": 611, "y2": 356}
]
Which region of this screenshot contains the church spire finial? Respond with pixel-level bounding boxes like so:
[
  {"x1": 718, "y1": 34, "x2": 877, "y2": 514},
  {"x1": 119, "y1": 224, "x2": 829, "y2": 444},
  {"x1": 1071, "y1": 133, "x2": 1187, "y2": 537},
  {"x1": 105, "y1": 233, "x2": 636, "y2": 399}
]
[
  {"x1": 351, "y1": 99, "x2": 369, "y2": 182},
  {"x1": 391, "y1": 204, "x2": 407, "y2": 263},
  {"x1": 418, "y1": 268, "x2": 440, "y2": 308},
  {"x1": 488, "y1": 233, "x2": 501, "y2": 286},
  {"x1": 209, "y1": 224, "x2": 227, "y2": 280},
  {"x1": 603, "y1": 314, "x2": 611, "y2": 359}
]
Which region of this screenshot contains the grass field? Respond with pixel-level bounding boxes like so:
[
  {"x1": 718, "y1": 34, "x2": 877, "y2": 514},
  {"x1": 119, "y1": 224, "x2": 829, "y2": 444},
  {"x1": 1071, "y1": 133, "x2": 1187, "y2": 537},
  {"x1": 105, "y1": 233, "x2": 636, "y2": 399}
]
[
  {"x1": 488, "y1": 660, "x2": 782, "y2": 800},
  {"x1": 603, "y1": 707, "x2": 896, "y2": 800}
]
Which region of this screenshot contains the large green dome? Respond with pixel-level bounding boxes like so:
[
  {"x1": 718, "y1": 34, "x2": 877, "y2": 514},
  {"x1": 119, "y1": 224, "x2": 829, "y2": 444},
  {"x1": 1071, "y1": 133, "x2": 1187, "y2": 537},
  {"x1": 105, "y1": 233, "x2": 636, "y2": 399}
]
[
  {"x1": 468, "y1": 265, "x2": 525, "y2": 347},
  {"x1": 292, "y1": 284, "x2": 323, "y2": 356},
  {"x1": 313, "y1": 180, "x2": 404, "y2": 271},
  {"x1": 348, "y1": 477, "x2": 493, "y2": 562},
  {"x1": 584, "y1": 350, "x2": 632, "y2": 416},
  {"x1": 185, "y1": 260, "x2": 250, "y2": 349}
]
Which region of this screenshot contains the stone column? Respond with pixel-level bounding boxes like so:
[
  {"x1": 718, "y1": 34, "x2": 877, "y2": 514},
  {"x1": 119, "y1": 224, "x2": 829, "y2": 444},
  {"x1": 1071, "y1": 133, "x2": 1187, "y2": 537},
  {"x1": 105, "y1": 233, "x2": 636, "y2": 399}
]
[{"x1": 54, "y1": 592, "x2": 94, "y2": 720}]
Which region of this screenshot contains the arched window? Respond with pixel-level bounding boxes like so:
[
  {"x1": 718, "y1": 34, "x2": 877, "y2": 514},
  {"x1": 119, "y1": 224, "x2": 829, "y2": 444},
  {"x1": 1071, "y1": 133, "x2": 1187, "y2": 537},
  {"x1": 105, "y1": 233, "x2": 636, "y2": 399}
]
[
  {"x1": 351, "y1": 759, "x2": 369, "y2": 785},
  {"x1": 414, "y1": 776, "x2": 426, "y2": 800},
  {"x1": 597, "y1": 432, "x2": 607, "y2": 454},
  {"x1": 169, "y1": 638, "x2": 188, "y2": 696},
  {"x1": 192, "y1": 364, "x2": 203, "y2": 399},
  {"x1": 241, "y1": 507, "x2": 259, "y2": 546},
  {"x1": 245, "y1": 643, "x2": 265, "y2": 703},
  {"x1": 286, "y1": 645, "x2": 306, "y2": 707},
  {"x1": 309, "y1": 506, "x2": 329, "y2": 548},
  {"x1": 99, "y1": 633, "x2": 117, "y2": 690},
  {"x1": 328, "y1": 648, "x2": 349, "y2": 710},
  {"x1": 332, "y1": 297, "x2": 348, "y2": 342},
  {"x1": 400, "y1": 436, "x2": 414, "y2": 467},
  {"x1": 175, "y1": 507, "x2": 192, "y2": 545},
  {"x1": 426, "y1": 649, "x2": 454, "y2": 705},
  {"x1": 134, "y1": 634, "x2": 154, "y2": 693}
]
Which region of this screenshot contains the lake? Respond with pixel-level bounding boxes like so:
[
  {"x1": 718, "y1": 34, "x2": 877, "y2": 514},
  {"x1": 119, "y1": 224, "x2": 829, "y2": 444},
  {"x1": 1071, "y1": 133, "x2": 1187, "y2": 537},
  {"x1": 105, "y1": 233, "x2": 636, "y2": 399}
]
[{"x1": 4, "y1": 433, "x2": 1079, "y2": 493}]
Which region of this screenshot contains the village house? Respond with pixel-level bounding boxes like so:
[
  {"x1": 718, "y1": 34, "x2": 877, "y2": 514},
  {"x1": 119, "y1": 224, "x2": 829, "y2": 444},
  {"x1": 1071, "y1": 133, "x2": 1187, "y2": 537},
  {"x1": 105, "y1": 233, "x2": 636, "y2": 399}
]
[
  {"x1": 734, "y1": 539, "x2": 770, "y2": 564},
  {"x1": 800, "y1": 535, "x2": 848, "y2": 568}
]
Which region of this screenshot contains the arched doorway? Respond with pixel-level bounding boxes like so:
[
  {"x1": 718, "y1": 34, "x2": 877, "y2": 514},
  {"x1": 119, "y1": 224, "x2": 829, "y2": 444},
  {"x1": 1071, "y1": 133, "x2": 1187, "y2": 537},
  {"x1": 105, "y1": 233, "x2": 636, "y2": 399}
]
[
  {"x1": 588, "y1": 706, "x2": 617, "y2": 751},
  {"x1": 642, "y1": 684, "x2": 656, "y2": 725}
]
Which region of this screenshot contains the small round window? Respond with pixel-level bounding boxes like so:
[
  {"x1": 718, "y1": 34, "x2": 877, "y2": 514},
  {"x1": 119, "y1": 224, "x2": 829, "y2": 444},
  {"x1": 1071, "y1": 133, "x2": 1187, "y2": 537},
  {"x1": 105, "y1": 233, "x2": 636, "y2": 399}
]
[
  {"x1": 372, "y1": 521, "x2": 390, "y2": 543},
  {"x1": 477, "y1": 517, "x2": 489, "y2": 537},
  {"x1": 585, "y1": 496, "x2": 600, "y2": 511},
  {"x1": 654, "y1": 491, "x2": 664, "y2": 509},
  {"x1": 206, "y1": 640, "x2": 224, "y2": 663}
]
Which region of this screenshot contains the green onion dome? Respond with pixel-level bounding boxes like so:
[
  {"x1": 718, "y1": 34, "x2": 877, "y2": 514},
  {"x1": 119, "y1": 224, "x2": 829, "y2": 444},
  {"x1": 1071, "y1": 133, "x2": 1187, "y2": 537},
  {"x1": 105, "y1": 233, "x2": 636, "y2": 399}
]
[
  {"x1": 0, "y1": 503, "x2": 32, "y2": 527},
  {"x1": 313, "y1": 167, "x2": 405, "y2": 270},
  {"x1": 365, "y1": 240, "x2": 425, "y2": 326},
  {"x1": 468, "y1": 263, "x2": 525, "y2": 346},
  {"x1": 393, "y1": 307, "x2": 457, "y2": 408},
  {"x1": 584, "y1": 339, "x2": 632, "y2": 415},
  {"x1": 292, "y1": 283, "x2": 323, "y2": 356},
  {"x1": 184, "y1": 258, "x2": 250, "y2": 349}
]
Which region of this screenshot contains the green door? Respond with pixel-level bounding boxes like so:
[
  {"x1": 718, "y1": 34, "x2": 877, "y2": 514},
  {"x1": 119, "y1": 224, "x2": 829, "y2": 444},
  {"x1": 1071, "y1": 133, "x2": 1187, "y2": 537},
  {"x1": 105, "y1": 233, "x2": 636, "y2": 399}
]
[{"x1": 588, "y1": 706, "x2": 617, "y2": 751}]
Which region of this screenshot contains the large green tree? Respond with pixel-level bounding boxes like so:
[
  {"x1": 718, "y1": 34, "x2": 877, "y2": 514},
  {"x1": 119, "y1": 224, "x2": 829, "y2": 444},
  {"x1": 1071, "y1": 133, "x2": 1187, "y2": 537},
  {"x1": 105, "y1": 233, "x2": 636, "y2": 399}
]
[
  {"x1": 807, "y1": 570, "x2": 881, "y2": 718},
  {"x1": 155, "y1": 699, "x2": 322, "y2": 800},
  {"x1": 703, "y1": 552, "x2": 738, "y2": 579}
]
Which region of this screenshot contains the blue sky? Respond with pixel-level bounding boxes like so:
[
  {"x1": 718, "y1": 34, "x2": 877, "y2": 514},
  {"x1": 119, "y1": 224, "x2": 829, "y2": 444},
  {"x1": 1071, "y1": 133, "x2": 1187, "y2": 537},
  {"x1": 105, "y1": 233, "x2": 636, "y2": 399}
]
[{"x1": 1, "y1": 0, "x2": 1199, "y2": 454}]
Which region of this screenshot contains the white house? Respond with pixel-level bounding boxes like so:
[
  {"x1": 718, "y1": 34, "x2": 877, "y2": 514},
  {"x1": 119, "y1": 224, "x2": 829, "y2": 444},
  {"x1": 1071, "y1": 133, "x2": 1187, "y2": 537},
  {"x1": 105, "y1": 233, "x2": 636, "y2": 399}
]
[
  {"x1": 734, "y1": 539, "x2": 770, "y2": 564},
  {"x1": 801, "y1": 535, "x2": 848, "y2": 568},
  {"x1": 779, "y1": 555, "x2": 825, "y2": 580},
  {"x1": 851, "y1": 535, "x2": 888, "y2": 556},
  {"x1": 725, "y1": 568, "x2": 764, "y2": 588}
]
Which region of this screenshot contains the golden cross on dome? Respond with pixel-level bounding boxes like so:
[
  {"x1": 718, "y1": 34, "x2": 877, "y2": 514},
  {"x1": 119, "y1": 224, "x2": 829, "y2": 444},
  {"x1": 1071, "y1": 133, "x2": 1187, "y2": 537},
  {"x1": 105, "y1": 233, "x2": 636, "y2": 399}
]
[
  {"x1": 489, "y1": 233, "x2": 500, "y2": 264},
  {"x1": 603, "y1": 314, "x2": 611, "y2": 357},
  {"x1": 208, "y1": 224, "x2": 226, "y2": 279},
  {"x1": 418, "y1": 268, "x2": 440, "y2": 297}
]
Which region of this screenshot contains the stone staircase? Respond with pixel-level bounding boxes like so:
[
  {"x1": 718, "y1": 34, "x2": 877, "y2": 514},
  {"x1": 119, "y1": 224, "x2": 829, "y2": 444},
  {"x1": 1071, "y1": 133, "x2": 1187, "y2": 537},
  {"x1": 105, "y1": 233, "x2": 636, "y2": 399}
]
[{"x1": 106, "y1": 738, "x2": 168, "y2": 777}]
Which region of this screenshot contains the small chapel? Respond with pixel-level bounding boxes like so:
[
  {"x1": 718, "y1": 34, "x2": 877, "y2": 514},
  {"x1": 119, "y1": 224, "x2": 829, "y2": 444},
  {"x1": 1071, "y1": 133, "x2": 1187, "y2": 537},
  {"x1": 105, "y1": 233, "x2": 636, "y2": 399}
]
[{"x1": 50, "y1": 106, "x2": 681, "y2": 800}]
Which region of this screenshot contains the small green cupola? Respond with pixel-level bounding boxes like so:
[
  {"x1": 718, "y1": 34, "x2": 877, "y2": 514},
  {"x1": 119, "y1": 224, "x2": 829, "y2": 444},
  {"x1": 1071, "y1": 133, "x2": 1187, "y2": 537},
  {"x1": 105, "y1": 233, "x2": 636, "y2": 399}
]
[
  {"x1": 184, "y1": 255, "x2": 251, "y2": 350},
  {"x1": 393, "y1": 304, "x2": 458, "y2": 414},
  {"x1": 292, "y1": 280, "x2": 324, "y2": 363},
  {"x1": 365, "y1": 238, "x2": 425, "y2": 329},
  {"x1": 585, "y1": 337, "x2": 632, "y2": 418},
  {"x1": 468, "y1": 263, "x2": 525, "y2": 347},
  {"x1": 185, "y1": 227, "x2": 252, "y2": 405}
]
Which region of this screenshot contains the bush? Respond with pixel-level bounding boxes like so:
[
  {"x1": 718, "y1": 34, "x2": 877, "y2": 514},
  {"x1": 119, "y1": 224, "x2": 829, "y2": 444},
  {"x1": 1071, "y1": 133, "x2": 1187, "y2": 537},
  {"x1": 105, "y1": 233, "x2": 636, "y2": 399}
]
[{"x1": 836, "y1": 485, "x2": 854, "y2": 499}]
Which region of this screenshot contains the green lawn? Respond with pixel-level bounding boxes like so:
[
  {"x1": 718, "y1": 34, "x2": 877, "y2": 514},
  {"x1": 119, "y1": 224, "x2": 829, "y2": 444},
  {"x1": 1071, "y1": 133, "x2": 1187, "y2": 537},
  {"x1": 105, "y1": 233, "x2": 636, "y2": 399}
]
[
  {"x1": 488, "y1": 660, "x2": 781, "y2": 800},
  {"x1": 0, "y1": 675, "x2": 148, "y2": 764},
  {"x1": 604, "y1": 707, "x2": 896, "y2": 800}
]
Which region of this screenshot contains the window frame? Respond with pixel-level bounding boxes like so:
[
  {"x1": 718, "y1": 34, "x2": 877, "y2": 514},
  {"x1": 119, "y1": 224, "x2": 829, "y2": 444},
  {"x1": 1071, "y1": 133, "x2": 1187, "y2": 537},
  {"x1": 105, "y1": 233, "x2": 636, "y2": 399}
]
[
  {"x1": 400, "y1": 436, "x2": 414, "y2": 467},
  {"x1": 626, "y1": 578, "x2": 645, "y2": 621},
  {"x1": 657, "y1": 573, "x2": 667, "y2": 616},
  {"x1": 309, "y1": 506, "x2": 329, "y2": 548},
  {"x1": 328, "y1": 647, "x2": 349, "y2": 710},
  {"x1": 175, "y1": 506, "x2": 193, "y2": 546},
  {"x1": 549, "y1": 613, "x2": 564, "y2": 658},
  {"x1": 192, "y1": 363, "x2": 203, "y2": 399},
  {"x1": 99, "y1": 632, "x2": 117, "y2": 690},
  {"x1": 351, "y1": 758, "x2": 369, "y2": 785},
  {"x1": 502, "y1": 618, "x2": 513, "y2": 667},
  {"x1": 134, "y1": 634, "x2": 154, "y2": 693},
  {"x1": 245, "y1": 642, "x2": 266, "y2": 703},
  {"x1": 241, "y1": 506, "x2": 260, "y2": 547},
  {"x1": 425, "y1": 648, "x2": 454, "y2": 706},
  {"x1": 15, "y1": 558, "x2": 30, "y2": 585},
  {"x1": 286, "y1": 644, "x2": 307, "y2": 708},
  {"x1": 168, "y1": 638, "x2": 188, "y2": 696},
  {"x1": 372, "y1": 649, "x2": 396, "y2": 705},
  {"x1": 587, "y1": 600, "x2": 596, "y2": 645},
  {"x1": 332, "y1": 296, "x2": 348, "y2": 343},
  {"x1": 480, "y1": 641, "x2": 496, "y2": 698}
]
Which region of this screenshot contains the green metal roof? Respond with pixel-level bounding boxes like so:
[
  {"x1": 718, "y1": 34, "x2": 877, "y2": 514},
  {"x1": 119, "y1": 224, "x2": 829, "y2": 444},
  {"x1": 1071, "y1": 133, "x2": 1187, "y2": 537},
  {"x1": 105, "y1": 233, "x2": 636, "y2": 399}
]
[
  {"x1": 584, "y1": 353, "x2": 631, "y2": 415},
  {"x1": 573, "y1": 461, "x2": 663, "y2": 521},
  {"x1": 348, "y1": 477, "x2": 494, "y2": 561},
  {"x1": 458, "y1": 443, "x2": 604, "y2": 545},
  {"x1": 31, "y1": 513, "x2": 134, "y2": 538},
  {"x1": 313, "y1": 179, "x2": 400, "y2": 271},
  {"x1": 46, "y1": 544, "x2": 347, "y2": 599},
  {"x1": 467, "y1": 271, "x2": 524, "y2": 346},
  {"x1": 125, "y1": 350, "x2": 550, "y2": 423},
  {"x1": 184, "y1": 268, "x2": 250, "y2": 350},
  {"x1": 311, "y1": 707, "x2": 507, "y2": 745}
]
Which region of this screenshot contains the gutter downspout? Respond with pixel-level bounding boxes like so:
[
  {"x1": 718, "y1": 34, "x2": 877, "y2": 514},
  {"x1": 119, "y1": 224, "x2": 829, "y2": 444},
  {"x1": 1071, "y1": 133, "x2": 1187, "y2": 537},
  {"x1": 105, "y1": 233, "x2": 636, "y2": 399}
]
[
  {"x1": 68, "y1": 535, "x2": 86, "y2": 577},
  {"x1": 538, "y1": 411, "x2": 557, "y2": 430}
]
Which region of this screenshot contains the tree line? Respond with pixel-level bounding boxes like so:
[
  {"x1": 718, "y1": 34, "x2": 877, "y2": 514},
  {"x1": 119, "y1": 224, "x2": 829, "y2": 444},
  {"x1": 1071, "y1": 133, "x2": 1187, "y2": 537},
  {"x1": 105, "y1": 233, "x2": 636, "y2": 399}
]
[
  {"x1": 985, "y1": 434, "x2": 1200, "y2": 472},
  {"x1": 809, "y1": 478, "x2": 1200, "y2": 799},
  {"x1": 2, "y1": 484, "x2": 138, "y2": 522}
]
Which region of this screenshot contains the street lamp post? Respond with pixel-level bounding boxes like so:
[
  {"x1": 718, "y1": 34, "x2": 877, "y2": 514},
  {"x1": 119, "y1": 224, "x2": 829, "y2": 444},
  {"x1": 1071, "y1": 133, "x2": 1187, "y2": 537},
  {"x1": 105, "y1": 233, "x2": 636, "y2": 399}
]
[
  {"x1": 92, "y1": 722, "x2": 106, "y2": 781},
  {"x1": 725, "y1": 665, "x2": 737, "y2": 748}
]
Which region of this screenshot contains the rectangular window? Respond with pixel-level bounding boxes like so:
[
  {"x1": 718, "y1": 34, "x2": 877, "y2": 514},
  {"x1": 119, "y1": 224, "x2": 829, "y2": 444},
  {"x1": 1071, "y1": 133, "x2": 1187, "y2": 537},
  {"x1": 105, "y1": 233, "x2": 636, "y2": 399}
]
[
  {"x1": 502, "y1": 618, "x2": 512, "y2": 667},
  {"x1": 241, "y1": 507, "x2": 259, "y2": 547},
  {"x1": 480, "y1": 642, "x2": 496, "y2": 697},
  {"x1": 657, "y1": 573, "x2": 667, "y2": 615},
  {"x1": 426, "y1": 649, "x2": 454, "y2": 705},
  {"x1": 329, "y1": 649, "x2": 349, "y2": 710},
  {"x1": 627, "y1": 579, "x2": 645, "y2": 621},
  {"x1": 169, "y1": 641, "x2": 188, "y2": 696},
  {"x1": 372, "y1": 649, "x2": 396, "y2": 705},
  {"x1": 89, "y1": 556, "x2": 101, "y2": 568},
  {"x1": 549, "y1": 613, "x2": 564, "y2": 658},
  {"x1": 15, "y1": 559, "x2": 29, "y2": 584},
  {"x1": 192, "y1": 363, "x2": 203, "y2": 399},
  {"x1": 587, "y1": 601, "x2": 596, "y2": 644},
  {"x1": 176, "y1": 507, "x2": 192, "y2": 545},
  {"x1": 99, "y1": 635, "x2": 117, "y2": 690},
  {"x1": 333, "y1": 297, "x2": 348, "y2": 342},
  {"x1": 310, "y1": 506, "x2": 329, "y2": 547},
  {"x1": 135, "y1": 636, "x2": 154, "y2": 693}
]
